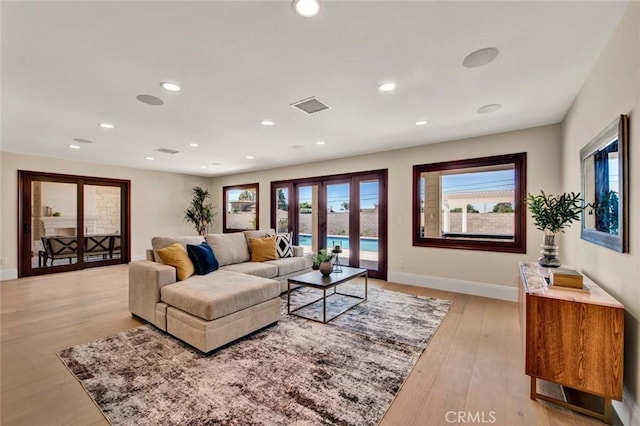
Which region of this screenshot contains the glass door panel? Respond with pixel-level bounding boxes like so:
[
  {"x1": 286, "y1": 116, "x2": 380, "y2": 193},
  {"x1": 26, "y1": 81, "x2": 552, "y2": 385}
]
[
  {"x1": 359, "y1": 179, "x2": 380, "y2": 271},
  {"x1": 32, "y1": 181, "x2": 79, "y2": 269},
  {"x1": 83, "y1": 185, "x2": 122, "y2": 263},
  {"x1": 326, "y1": 182, "x2": 350, "y2": 267},
  {"x1": 279, "y1": 170, "x2": 386, "y2": 280},
  {"x1": 275, "y1": 187, "x2": 289, "y2": 233},
  {"x1": 19, "y1": 171, "x2": 130, "y2": 278},
  {"x1": 298, "y1": 185, "x2": 319, "y2": 254}
]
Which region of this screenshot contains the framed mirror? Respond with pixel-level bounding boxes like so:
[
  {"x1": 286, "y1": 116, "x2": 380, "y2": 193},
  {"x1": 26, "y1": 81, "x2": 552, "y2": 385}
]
[{"x1": 580, "y1": 114, "x2": 629, "y2": 252}]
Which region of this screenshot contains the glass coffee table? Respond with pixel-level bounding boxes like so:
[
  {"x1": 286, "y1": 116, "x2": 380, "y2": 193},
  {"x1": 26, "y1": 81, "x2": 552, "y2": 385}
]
[{"x1": 287, "y1": 266, "x2": 368, "y2": 324}]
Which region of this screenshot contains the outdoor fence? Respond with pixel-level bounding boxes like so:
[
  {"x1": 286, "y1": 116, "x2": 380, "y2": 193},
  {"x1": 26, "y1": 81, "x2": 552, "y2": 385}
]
[{"x1": 276, "y1": 210, "x2": 379, "y2": 237}]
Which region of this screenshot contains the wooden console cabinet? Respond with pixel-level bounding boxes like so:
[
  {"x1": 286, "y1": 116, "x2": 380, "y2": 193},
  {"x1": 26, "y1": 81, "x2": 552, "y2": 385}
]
[{"x1": 518, "y1": 262, "x2": 624, "y2": 423}]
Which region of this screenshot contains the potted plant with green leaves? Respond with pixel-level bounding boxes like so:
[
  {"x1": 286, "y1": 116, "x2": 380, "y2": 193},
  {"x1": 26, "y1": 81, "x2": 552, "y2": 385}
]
[
  {"x1": 526, "y1": 191, "x2": 582, "y2": 267},
  {"x1": 184, "y1": 186, "x2": 216, "y2": 236},
  {"x1": 311, "y1": 249, "x2": 334, "y2": 276}
]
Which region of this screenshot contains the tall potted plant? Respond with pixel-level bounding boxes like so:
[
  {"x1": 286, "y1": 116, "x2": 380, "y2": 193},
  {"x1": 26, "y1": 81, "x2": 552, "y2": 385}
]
[
  {"x1": 526, "y1": 191, "x2": 582, "y2": 267},
  {"x1": 184, "y1": 186, "x2": 215, "y2": 236}
]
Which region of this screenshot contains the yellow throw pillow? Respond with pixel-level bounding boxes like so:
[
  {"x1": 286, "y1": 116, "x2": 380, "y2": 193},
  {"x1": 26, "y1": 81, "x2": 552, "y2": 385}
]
[
  {"x1": 250, "y1": 236, "x2": 277, "y2": 262},
  {"x1": 156, "y1": 243, "x2": 195, "y2": 281}
]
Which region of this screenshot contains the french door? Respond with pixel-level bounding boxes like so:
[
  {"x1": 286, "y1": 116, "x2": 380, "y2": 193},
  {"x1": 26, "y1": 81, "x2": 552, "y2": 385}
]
[
  {"x1": 18, "y1": 171, "x2": 131, "y2": 277},
  {"x1": 272, "y1": 170, "x2": 387, "y2": 280}
]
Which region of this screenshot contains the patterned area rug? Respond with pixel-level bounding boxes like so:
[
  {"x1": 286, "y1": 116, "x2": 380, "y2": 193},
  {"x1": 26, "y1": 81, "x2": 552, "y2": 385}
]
[{"x1": 59, "y1": 285, "x2": 452, "y2": 425}]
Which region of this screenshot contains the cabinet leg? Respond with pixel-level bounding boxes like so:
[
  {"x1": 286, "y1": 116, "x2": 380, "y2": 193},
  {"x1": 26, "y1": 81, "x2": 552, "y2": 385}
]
[
  {"x1": 530, "y1": 377, "x2": 537, "y2": 400},
  {"x1": 532, "y1": 380, "x2": 613, "y2": 424},
  {"x1": 604, "y1": 398, "x2": 612, "y2": 424}
]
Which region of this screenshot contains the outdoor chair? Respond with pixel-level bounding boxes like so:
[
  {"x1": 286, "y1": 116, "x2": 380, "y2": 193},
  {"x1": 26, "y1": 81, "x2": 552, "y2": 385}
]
[{"x1": 39, "y1": 236, "x2": 78, "y2": 266}]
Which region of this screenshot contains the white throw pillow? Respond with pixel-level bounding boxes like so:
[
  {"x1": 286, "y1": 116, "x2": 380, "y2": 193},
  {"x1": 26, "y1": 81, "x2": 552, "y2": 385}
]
[{"x1": 276, "y1": 233, "x2": 294, "y2": 258}]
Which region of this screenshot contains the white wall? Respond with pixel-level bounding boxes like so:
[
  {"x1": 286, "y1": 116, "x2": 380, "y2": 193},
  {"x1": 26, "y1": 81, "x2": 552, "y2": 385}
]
[
  {"x1": 0, "y1": 152, "x2": 210, "y2": 279},
  {"x1": 561, "y1": 2, "x2": 640, "y2": 422},
  {"x1": 210, "y1": 124, "x2": 563, "y2": 300}
]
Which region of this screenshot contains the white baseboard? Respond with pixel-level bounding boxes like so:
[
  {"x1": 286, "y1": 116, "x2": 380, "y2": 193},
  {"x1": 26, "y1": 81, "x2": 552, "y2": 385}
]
[
  {"x1": 0, "y1": 267, "x2": 18, "y2": 281},
  {"x1": 614, "y1": 387, "x2": 640, "y2": 426},
  {"x1": 387, "y1": 270, "x2": 518, "y2": 302}
]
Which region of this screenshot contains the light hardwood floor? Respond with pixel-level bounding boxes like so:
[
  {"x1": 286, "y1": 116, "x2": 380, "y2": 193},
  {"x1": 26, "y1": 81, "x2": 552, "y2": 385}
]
[{"x1": 1, "y1": 265, "x2": 615, "y2": 425}]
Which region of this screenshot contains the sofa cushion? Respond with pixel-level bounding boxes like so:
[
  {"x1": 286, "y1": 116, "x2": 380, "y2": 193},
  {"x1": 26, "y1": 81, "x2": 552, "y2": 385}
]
[
  {"x1": 205, "y1": 232, "x2": 250, "y2": 266},
  {"x1": 156, "y1": 243, "x2": 195, "y2": 281},
  {"x1": 220, "y1": 262, "x2": 278, "y2": 279},
  {"x1": 243, "y1": 229, "x2": 275, "y2": 254},
  {"x1": 249, "y1": 236, "x2": 277, "y2": 262},
  {"x1": 265, "y1": 256, "x2": 312, "y2": 276},
  {"x1": 160, "y1": 271, "x2": 279, "y2": 321},
  {"x1": 152, "y1": 236, "x2": 205, "y2": 263},
  {"x1": 276, "y1": 233, "x2": 294, "y2": 258},
  {"x1": 187, "y1": 242, "x2": 219, "y2": 275}
]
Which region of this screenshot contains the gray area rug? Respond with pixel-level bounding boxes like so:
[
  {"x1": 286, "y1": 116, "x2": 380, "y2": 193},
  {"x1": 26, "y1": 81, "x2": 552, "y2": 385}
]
[{"x1": 59, "y1": 285, "x2": 452, "y2": 425}]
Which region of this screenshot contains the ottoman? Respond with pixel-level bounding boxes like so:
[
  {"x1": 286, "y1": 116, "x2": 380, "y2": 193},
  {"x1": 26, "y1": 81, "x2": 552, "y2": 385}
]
[{"x1": 160, "y1": 271, "x2": 281, "y2": 352}]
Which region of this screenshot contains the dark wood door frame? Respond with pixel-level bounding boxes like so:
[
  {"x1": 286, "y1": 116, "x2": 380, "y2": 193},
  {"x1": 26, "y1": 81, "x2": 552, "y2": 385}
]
[
  {"x1": 271, "y1": 169, "x2": 388, "y2": 280},
  {"x1": 17, "y1": 170, "x2": 131, "y2": 278}
]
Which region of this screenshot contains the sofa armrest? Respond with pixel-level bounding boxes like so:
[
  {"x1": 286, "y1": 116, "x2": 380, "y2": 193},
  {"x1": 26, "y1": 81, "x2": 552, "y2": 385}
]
[
  {"x1": 292, "y1": 245, "x2": 305, "y2": 257},
  {"x1": 129, "y1": 260, "x2": 176, "y2": 328}
]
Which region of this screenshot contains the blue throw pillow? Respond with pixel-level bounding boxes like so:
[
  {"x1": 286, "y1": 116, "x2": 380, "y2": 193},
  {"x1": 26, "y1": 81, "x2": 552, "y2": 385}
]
[{"x1": 186, "y1": 242, "x2": 219, "y2": 275}]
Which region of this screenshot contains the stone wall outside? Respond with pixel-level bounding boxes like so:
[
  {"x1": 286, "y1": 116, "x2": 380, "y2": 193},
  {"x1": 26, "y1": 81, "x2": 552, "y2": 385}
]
[
  {"x1": 297, "y1": 211, "x2": 379, "y2": 236},
  {"x1": 447, "y1": 212, "x2": 513, "y2": 234}
]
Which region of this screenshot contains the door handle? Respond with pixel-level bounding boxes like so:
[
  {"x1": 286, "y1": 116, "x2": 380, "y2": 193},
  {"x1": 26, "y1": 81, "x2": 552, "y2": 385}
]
[{"x1": 23, "y1": 224, "x2": 31, "y2": 234}]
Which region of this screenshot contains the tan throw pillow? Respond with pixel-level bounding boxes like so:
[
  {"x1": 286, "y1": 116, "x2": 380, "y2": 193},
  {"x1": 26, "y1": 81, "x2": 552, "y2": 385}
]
[
  {"x1": 156, "y1": 243, "x2": 195, "y2": 281},
  {"x1": 243, "y1": 229, "x2": 276, "y2": 253},
  {"x1": 250, "y1": 236, "x2": 277, "y2": 262}
]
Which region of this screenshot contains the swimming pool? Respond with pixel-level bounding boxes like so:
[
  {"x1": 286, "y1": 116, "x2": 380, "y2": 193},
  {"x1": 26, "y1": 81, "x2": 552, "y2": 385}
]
[{"x1": 298, "y1": 234, "x2": 378, "y2": 252}]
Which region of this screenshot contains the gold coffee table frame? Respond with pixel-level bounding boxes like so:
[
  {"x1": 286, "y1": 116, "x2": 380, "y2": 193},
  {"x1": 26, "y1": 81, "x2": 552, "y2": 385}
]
[{"x1": 287, "y1": 266, "x2": 368, "y2": 324}]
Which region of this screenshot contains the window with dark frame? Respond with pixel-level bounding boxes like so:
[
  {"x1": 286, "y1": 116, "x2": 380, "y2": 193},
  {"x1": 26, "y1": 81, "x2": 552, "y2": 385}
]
[
  {"x1": 413, "y1": 153, "x2": 527, "y2": 253},
  {"x1": 223, "y1": 183, "x2": 259, "y2": 232},
  {"x1": 270, "y1": 170, "x2": 388, "y2": 280},
  {"x1": 17, "y1": 170, "x2": 131, "y2": 278},
  {"x1": 274, "y1": 186, "x2": 290, "y2": 234}
]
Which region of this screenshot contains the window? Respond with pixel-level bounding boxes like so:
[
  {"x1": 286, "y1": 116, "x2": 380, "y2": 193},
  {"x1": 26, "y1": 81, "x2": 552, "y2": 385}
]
[
  {"x1": 18, "y1": 170, "x2": 130, "y2": 277},
  {"x1": 413, "y1": 153, "x2": 526, "y2": 253},
  {"x1": 274, "y1": 185, "x2": 290, "y2": 233},
  {"x1": 223, "y1": 183, "x2": 259, "y2": 232},
  {"x1": 270, "y1": 169, "x2": 388, "y2": 280}
]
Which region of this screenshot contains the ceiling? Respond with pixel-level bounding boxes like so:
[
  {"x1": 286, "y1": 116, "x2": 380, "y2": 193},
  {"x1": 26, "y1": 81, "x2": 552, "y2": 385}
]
[{"x1": 1, "y1": 1, "x2": 629, "y2": 177}]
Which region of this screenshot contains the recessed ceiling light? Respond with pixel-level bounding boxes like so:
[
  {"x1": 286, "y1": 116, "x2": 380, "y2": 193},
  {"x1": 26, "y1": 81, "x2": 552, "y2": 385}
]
[
  {"x1": 189, "y1": 143, "x2": 199, "y2": 148},
  {"x1": 99, "y1": 123, "x2": 114, "y2": 129},
  {"x1": 136, "y1": 94, "x2": 164, "y2": 106},
  {"x1": 463, "y1": 47, "x2": 500, "y2": 68},
  {"x1": 261, "y1": 120, "x2": 275, "y2": 126},
  {"x1": 246, "y1": 155, "x2": 255, "y2": 159},
  {"x1": 72, "y1": 138, "x2": 93, "y2": 144},
  {"x1": 378, "y1": 82, "x2": 396, "y2": 93},
  {"x1": 415, "y1": 120, "x2": 428, "y2": 126},
  {"x1": 68, "y1": 144, "x2": 80, "y2": 149},
  {"x1": 160, "y1": 82, "x2": 181, "y2": 92},
  {"x1": 477, "y1": 104, "x2": 502, "y2": 114},
  {"x1": 316, "y1": 140, "x2": 326, "y2": 145},
  {"x1": 292, "y1": 0, "x2": 320, "y2": 18},
  {"x1": 145, "y1": 156, "x2": 154, "y2": 161},
  {"x1": 200, "y1": 165, "x2": 207, "y2": 169}
]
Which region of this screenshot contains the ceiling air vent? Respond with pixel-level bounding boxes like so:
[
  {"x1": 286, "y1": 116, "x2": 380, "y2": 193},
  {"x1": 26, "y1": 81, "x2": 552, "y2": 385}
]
[
  {"x1": 290, "y1": 97, "x2": 331, "y2": 115},
  {"x1": 155, "y1": 148, "x2": 180, "y2": 154}
]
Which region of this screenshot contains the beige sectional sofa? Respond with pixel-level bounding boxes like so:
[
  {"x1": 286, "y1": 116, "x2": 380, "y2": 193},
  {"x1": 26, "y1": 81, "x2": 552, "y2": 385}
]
[{"x1": 129, "y1": 229, "x2": 311, "y2": 352}]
